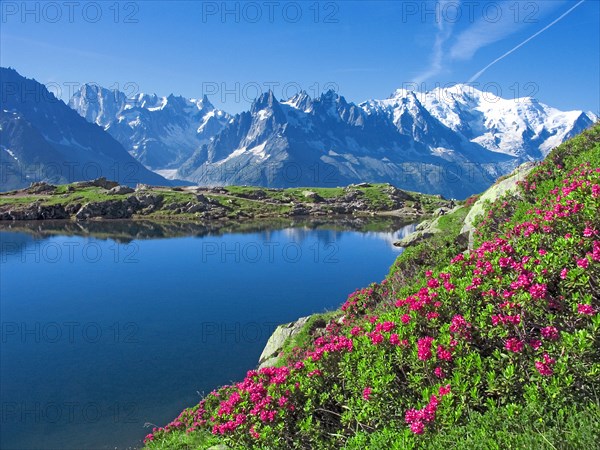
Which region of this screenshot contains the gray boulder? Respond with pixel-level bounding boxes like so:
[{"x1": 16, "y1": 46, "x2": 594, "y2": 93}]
[
  {"x1": 461, "y1": 162, "x2": 536, "y2": 249},
  {"x1": 135, "y1": 194, "x2": 163, "y2": 208},
  {"x1": 0, "y1": 203, "x2": 68, "y2": 220},
  {"x1": 289, "y1": 205, "x2": 311, "y2": 216},
  {"x1": 108, "y1": 185, "x2": 135, "y2": 195},
  {"x1": 394, "y1": 205, "x2": 464, "y2": 247},
  {"x1": 27, "y1": 182, "x2": 56, "y2": 194},
  {"x1": 187, "y1": 203, "x2": 206, "y2": 214},
  {"x1": 302, "y1": 190, "x2": 323, "y2": 202},
  {"x1": 394, "y1": 229, "x2": 435, "y2": 247},
  {"x1": 135, "y1": 183, "x2": 151, "y2": 192},
  {"x1": 36, "y1": 204, "x2": 69, "y2": 219},
  {"x1": 341, "y1": 190, "x2": 362, "y2": 202},
  {"x1": 74, "y1": 177, "x2": 119, "y2": 190},
  {"x1": 75, "y1": 200, "x2": 134, "y2": 220},
  {"x1": 258, "y1": 316, "x2": 311, "y2": 369}
]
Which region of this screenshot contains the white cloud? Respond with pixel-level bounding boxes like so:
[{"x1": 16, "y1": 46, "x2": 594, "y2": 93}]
[{"x1": 411, "y1": 0, "x2": 458, "y2": 83}]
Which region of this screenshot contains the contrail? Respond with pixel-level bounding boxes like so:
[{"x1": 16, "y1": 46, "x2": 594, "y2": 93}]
[{"x1": 469, "y1": 0, "x2": 586, "y2": 82}]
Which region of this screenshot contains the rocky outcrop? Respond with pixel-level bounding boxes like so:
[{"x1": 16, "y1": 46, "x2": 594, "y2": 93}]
[
  {"x1": 73, "y1": 177, "x2": 119, "y2": 190},
  {"x1": 0, "y1": 182, "x2": 451, "y2": 222},
  {"x1": 460, "y1": 162, "x2": 536, "y2": 249},
  {"x1": 134, "y1": 194, "x2": 164, "y2": 209},
  {"x1": 393, "y1": 205, "x2": 463, "y2": 247},
  {"x1": 258, "y1": 316, "x2": 311, "y2": 369},
  {"x1": 75, "y1": 200, "x2": 135, "y2": 220},
  {"x1": 0, "y1": 203, "x2": 69, "y2": 220},
  {"x1": 27, "y1": 182, "x2": 57, "y2": 194},
  {"x1": 74, "y1": 193, "x2": 168, "y2": 220},
  {"x1": 392, "y1": 162, "x2": 537, "y2": 249},
  {"x1": 302, "y1": 190, "x2": 323, "y2": 202},
  {"x1": 108, "y1": 185, "x2": 135, "y2": 195}
]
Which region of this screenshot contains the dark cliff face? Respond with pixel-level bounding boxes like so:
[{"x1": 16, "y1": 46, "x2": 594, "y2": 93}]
[{"x1": 0, "y1": 67, "x2": 169, "y2": 191}]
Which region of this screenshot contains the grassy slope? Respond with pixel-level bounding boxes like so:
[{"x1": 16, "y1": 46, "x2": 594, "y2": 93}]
[
  {"x1": 146, "y1": 124, "x2": 600, "y2": 449},
  {"x1": 277, "y1": 206, "x2": 471, "y2": 367},
  {"x1": 342, "y1": 124, "x2": 600, "y2": 449}
]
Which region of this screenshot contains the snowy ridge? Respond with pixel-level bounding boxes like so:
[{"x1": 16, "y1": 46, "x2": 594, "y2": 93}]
[
  {"x1": 68, "y1": 79, "x2": 595, "y2": 198},
  {"x1": 406, "y1": 84, "x2": 596, "y2": 158},
  {"x1": 70, "y1": 87, "x2": 230, "y2": 170},
  {"x1": 175, "y1": 85, "x2": 594, "y2": 198}
]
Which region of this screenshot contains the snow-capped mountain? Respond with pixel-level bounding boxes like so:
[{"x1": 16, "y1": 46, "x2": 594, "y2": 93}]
[
  {"x1": 175, "y1": 85, "x2": 595, "y2": 198},
  {"x1": 176, "y1": 90, "x2": 515, "y2": 198},
  {"x1": 59, "y1": 74, "x2": 598, "y2": 197},
  {"x1": 360, "y1": 90, "x2": 497, "y2": 163},
  {"x1": 69, "y1": 85, "x2": 230, "y2": 171},
  {"x1": 397, "y1": 84, "x2": 596, "y2": 159},
  {"x1": 0, "y1": 68, "x2": 170, "y2": 191}
]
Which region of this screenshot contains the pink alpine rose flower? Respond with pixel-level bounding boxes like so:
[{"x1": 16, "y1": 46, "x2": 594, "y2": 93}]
[
  {"x1": 362, "y1": 387, "x2": 372, "y2": 401},
  {"x1": 578, "y1": 304, "x2": 595, "y2": 315},
  {"x1": 505, "y1": 338, "x2": 524, "y2": 353}
]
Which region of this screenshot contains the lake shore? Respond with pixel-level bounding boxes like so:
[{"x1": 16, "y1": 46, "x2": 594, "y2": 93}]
[{"x1": 0, "y1": 178, "x2": 455, "y2": 222}]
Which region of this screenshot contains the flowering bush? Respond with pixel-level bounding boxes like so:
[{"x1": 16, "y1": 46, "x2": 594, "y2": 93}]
[{"x1": 146, "y1": 124, "x2": 600, "y2": 449}]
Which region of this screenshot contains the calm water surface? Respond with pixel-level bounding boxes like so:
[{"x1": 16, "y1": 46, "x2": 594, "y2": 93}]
[{"x1": 0, "y1": 220, "x2": 414, "y2": 449}]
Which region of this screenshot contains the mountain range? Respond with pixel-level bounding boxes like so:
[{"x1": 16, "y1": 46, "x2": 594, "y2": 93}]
[
  {"x1": 70, "y1": 79, "x2": 595, "y2": 198},
  {"x1": 2, "y1": 66, "x2": 596, "y2": 197}
]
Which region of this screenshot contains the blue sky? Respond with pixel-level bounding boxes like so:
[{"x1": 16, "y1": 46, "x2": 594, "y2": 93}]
[{"x1": 1, "y1": 0, "x2": 599, "y2": 114}]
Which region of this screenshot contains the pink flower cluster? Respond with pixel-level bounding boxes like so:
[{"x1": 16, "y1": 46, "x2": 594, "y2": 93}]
[
  {"x1": 436, "y1": 345, "x2": 452, "y2": 361},
  {"x1": 540, "y1": 326, "x2": 559, "y2": 341},
  {"x1": 306, "y1": 335, "x2": 354, "y2": 361},
  {"x1": 390, "y1": 333, "x2": 408, "y2": 347},
  {"x1": 529, "y1": 283, "x2": 547, "y2": 300},
  {"x1": 491, "y1": 314, "x2": 521, "y2": 326},
  {"x1": 535, "y1": 353, "x2": 556, "y2": 376},
  {"x1": 341, "y1": 287, "x2": 376, "y2": 317},
  {"x1": 505, "y1": 338, "x2": 524, "y2": 353},
  {"x1": 417, "y1": 337, "x2": 434, "y2": 361},
  {"x1": 405, "y1": 385, "x2": 451, "y2": 434},
  {"x1": 395, "y1": 287, "x2": 440, "y2": 312},
  {"x1": 449, "y1": 314, "x2": 472, "y2": 340},
  {"x1": 578, "y1": 304, "x2": 595, "y2": 316}
]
